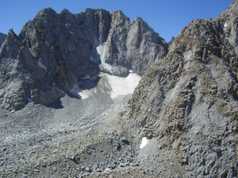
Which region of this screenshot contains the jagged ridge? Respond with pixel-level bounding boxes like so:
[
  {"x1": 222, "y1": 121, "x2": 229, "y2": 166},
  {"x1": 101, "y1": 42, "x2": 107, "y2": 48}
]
[
  {"x1": 124, "y1": 2, "x2": 238, "y2": 177},
  {"x1": 0, "y1": 8, "x2": 167, "y2": 111}
]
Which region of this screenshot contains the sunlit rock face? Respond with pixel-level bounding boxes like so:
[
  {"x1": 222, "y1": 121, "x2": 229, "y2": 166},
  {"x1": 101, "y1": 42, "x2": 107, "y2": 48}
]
[
  {"x1": 123, "y1": 2, "x2": 238, "y2": 177},
  {"x1": 0, "y1": 8, "x2": 167, "y2": 111},
  {"x1": 100, "y1": 11, "x2": 168, "y2": 75}
]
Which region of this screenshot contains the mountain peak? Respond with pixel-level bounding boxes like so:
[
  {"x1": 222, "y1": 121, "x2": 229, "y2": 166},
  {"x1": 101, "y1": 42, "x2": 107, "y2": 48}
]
[
  {"x1": 0, "y1": 8, "x2": 167, "y2": 111},
  {"x1": 125, "y1": 2, "x2": 238, "y2": 177},
  {"x1": 35, "y1": 7, "x2": 58, "y2": 19},
  {"x1": 60, "y1": 8, "x2": 73, "y2": 15},
  {"x1": 1, "y1": 3, "x2": 236, "y2": 177}
]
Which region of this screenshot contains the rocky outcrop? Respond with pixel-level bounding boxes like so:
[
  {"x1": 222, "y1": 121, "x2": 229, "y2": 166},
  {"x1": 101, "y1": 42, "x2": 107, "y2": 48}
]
[
  {"x1": 124, "y1": 2, "x2": 238, "y2": 177},
  {"x1": 0, "y1": 8, "x2": 167, "y2": 111},
  {"x1": 0, "y1": 30, "x2": 28, "y2": 110},
  {"x1": 101, "y1": 11, "x2": 167, "y2": 75}
]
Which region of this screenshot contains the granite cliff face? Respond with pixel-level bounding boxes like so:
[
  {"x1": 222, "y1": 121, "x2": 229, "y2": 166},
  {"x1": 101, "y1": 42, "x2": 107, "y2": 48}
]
[
  {"x1": 124, "y1": 1, "x2": 238, "y2": 177},
  {"x1": 100, "y1": 11, "x2": 167, "y2": 74},
  {"x1": 0, "y1": 2, "x2": 238, "y2": 178},
  {"x1": 0, "y1": 8, "x2": 167, "y2": 111}
]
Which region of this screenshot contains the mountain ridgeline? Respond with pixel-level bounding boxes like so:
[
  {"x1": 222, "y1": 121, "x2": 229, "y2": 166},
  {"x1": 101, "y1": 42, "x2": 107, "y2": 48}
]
[
  {"x1": 124, "y1": 1, "x2": 238, "y2": 177},
  {"x1": 0, "y1": 1, "x2": 238, "y2": 178},
  {"x1": 0, "y1": 8, "x2": 167, "y2": 111}
]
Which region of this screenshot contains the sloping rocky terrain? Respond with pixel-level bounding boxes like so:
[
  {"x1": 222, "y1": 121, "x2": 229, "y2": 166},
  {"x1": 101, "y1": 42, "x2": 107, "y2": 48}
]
[
  {"x1": 0, "y1": 8, "x2": 166, "y2": 178},
  {"x1": 123, "y1": 1, "x2": 238, "y2": 177},
  {"x1": 0, "y1": 1, "x2": 238, "y2": 178}
]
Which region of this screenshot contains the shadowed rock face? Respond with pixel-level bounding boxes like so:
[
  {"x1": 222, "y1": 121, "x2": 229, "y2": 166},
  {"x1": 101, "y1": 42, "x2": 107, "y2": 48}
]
[
  {"x1": 0, "y1": 8, "x2": 167, "y2": 111},
  {"x1": 0, "y1": 32, "x2": 6, "y2": 46},
  {"x1": 124, "y1": 1, "x2": 238, "y2": 177}
]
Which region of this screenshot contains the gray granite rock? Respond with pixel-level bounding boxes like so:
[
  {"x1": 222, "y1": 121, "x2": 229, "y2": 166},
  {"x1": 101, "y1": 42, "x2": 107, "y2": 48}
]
[
  {"x1": 0, "y1": 8, "x2": 167, "y2": 111},
  {"x1": 2, "y1": 2, "x2": 238, "y2": 177},
  {"x1": 103, "y1": 12, "x2": 167, "y2": 75},
  {"x1": 123, "y1": 2, "x2": 238, "y2": 177}
]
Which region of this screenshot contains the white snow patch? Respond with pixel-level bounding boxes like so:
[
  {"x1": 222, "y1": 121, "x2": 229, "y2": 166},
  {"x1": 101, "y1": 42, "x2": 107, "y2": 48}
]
[
  {"x1": 224, "y1": 22, "x2": 229, "y2": 31},
  {"x1": 78, "y1": 90, "x2": 91, "y2": 99},
  {"x1": 70, "y1": 84, "x2": 94, "y2": 99},
  {"x1": 103, "y1": 72, "x2": 141, "y2": 99},
  {"x1": 38, "y1": 59, "x2": 47, "y2": 71},
  {"x1": 96, "y1": 43, "x2": 141, "y2": 98},
  {"x1": 96, "y1": 43, "x2": 114, "y2": 72},
  {"x1": 224, "y1": 22, "x2": 228, "y2": 28},
  {"x1": 140, "y1": 137, "x2": 149, "y2": 149},
  {"x1": 96, "y1": 43, "x2": 107, "y2": 63}
]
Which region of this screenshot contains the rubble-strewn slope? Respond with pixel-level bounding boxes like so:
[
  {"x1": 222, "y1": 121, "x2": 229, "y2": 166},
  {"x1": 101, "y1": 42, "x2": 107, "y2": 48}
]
[
  {"x1": 0, "y1": 8, "x2": 167, "y2": 178},
  {"x1": 1, "y1": 1, "x2": 238, "y2": 178},
  {"x1": 124, "y1": 1, "x2": 238, "y2": 177}
]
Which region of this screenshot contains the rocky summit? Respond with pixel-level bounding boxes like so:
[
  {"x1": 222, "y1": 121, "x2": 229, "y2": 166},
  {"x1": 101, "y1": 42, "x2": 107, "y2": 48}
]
[
  {"x1": 0, "y1": 1, "x2": 237, "y2": 178},
  {"x1": 0, "y1": 8, "x2": 167, "y2": 111}
]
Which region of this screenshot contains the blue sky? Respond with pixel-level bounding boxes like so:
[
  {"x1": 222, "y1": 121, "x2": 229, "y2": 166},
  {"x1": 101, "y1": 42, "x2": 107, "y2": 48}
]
[{"x1": 0, "y1": 0, "x2": 232, "y2": 41}]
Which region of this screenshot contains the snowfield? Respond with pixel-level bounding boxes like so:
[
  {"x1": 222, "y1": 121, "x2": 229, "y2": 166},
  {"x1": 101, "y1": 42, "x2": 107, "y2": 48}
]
[
  {"x1": 68, "y1": 44, "x2": 141, "y2": 100},
  {"x1": 78, "y1": 89, "x2": 92, "y2": 99},
  {"x1": 103, "y1": 72, "x2": 141, "y2": 99},
  {"x1": 96, "y1": 43, "x2": 107, "y2": 63},
  {"x1": 140, "y1": 137, "x2": 149, "y2": 149},
  {"x1": 97, "y1": 43, "x2": 141, "y2": 99},
  {"x1": 70, "y1": 72, "x2": 141, "y2": 100}
]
